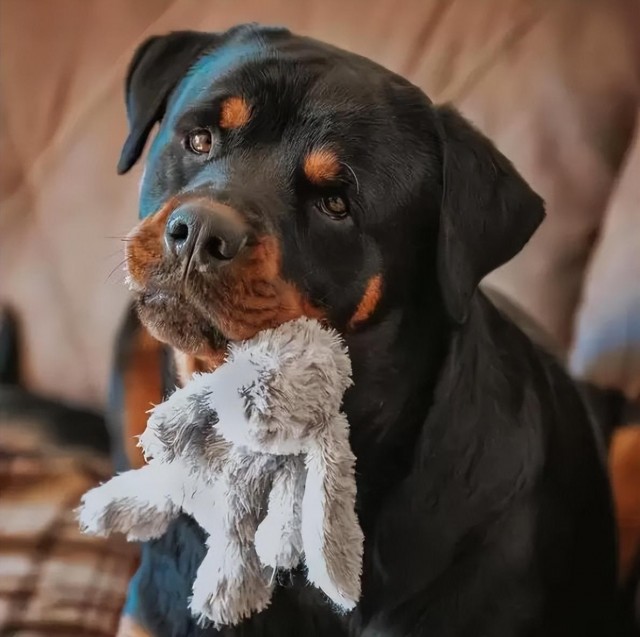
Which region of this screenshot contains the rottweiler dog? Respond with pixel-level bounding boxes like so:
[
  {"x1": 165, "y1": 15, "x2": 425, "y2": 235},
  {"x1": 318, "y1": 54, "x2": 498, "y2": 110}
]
[{"x1": 116, "y1": 24, "x2": 619, "y2": 637}]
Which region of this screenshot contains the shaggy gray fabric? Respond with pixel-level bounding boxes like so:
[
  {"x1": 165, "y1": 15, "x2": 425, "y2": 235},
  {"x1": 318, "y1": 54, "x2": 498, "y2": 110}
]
[{"x1": 78, "y1": 318, "x2": 363, "y2": 627}]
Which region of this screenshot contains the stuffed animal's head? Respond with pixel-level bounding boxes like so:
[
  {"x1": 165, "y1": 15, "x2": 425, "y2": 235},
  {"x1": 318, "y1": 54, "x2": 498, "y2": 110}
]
[
  {"x1": 140, "y1": 318, "x2": 351, "y2": 458},
  {"x1": 214, "y1": 318, "x2": 352, "y2": 454},
  {"x1": 141, "y1": 371, "x2": 233, "y2": 470}
]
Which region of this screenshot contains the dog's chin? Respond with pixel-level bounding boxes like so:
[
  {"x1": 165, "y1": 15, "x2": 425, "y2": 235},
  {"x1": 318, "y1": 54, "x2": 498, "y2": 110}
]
[{"x1": 135, "y1": 289, "x2": 229, "y2": 358}]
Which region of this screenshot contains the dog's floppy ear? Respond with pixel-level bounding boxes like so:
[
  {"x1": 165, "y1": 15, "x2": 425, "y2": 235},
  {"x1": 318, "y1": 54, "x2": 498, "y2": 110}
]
[
  {"x1": 434, "y1": 105, "x2": 545, "y2": 323},
  {"x1": 117, "y1": 31, "x2": 218, "y2": 174}
]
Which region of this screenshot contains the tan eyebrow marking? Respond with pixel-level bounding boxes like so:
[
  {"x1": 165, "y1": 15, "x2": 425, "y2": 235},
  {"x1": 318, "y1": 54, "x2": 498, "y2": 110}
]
[
  {"x1": 219, "y1": 96, "x2": 251, "y2": 129},
  {"x1": 303, "y1": 148, "x2": 341, "y2": 184}
]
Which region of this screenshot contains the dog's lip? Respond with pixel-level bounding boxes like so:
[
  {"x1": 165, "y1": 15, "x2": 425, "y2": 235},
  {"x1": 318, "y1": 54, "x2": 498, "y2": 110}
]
[
  {"x1": 137, "y1": 287, "x2": 230, "y2": 349},
  {"x1": 139, "y1": 287, "x2": 172, "y2": 303},
  {"x1": 203, "y1": 325, "x2": 229, "y2": 351},
  {"x1": 138, "y1": 285, "x2": 200, "y2": 310},
  {"x1": 136, "y1": 285, "x2": 304, "y2": 350}
]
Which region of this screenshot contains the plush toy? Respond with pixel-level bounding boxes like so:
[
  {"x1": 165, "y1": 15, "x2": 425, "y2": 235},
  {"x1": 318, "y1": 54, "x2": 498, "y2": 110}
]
[{"x1": 78, "y1": 317, "x2": 363, "y2": 627}]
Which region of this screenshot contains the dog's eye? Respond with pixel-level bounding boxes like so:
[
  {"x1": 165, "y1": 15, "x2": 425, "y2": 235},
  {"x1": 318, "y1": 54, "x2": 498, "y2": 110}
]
[
  {"x1": 317, "y1": 195, "x2": 349, "y2": 220},
  {"x1": 186, "y1": 129, "x2": 213, "y2": 155}
]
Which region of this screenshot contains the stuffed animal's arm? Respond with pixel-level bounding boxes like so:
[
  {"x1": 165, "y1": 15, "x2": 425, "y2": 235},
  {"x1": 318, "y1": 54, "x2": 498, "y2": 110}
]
[
  {"x1": 254, "y1": 456, "x2": 305, "y2": 570},
  {"x1": 78, "y1": 462, "x2": 182, "y2": 541}
]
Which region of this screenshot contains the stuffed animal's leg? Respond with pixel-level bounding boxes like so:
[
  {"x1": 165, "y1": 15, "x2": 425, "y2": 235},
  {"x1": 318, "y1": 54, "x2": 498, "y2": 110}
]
[
  {"x1": 301, "y1": 414, "x2": 364, "y2": 611},
  {"x1": 78, "y1": 462, "x2": 180, "y2": 541},
  {"x1": 255, "y1": 457, "x2": 305, "y2": 570},
  {"x1": 190, "y1": 493, "x2": 274, "y2": 626}
]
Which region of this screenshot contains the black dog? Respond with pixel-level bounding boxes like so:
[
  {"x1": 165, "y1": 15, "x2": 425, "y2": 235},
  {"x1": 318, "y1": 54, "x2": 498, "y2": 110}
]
[
  {"x1": 0, "y1": 306, "x2": 110, "y2": 455},
  {"x1": 117, "y1": 24, "x2": 619, "y2": 636}
]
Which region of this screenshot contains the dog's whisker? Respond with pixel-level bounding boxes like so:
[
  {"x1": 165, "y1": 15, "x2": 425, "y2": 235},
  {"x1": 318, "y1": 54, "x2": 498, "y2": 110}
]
[
  {"x1": 342, "y1": 161, "x2": 360, "y2": 194},
  {"x1": 105, "y1": 259, "x2": 128, "y2": 283},
  {"x1": 104, "y1": 235, "x2": 134, "y2": 241}
]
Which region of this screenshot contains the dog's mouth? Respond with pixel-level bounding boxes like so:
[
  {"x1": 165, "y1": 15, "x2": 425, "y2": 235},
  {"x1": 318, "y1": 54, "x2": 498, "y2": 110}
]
[
  {"x1": 135, "y1": 286, "x2": 229, "y2": 359},
  {"x1": 128, "y1": 244, "x2": 325, "y2": 361}
]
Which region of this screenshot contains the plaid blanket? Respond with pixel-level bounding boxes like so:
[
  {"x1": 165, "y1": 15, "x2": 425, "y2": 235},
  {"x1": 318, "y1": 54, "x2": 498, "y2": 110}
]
[{"x1": 0, "y1": 419, "x2": 140, "y2": 637}]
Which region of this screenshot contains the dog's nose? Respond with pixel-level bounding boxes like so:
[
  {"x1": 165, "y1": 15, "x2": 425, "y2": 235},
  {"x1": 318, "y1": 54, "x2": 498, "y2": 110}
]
[{"x1": 164, "y1": 203, "x2": 249, "y2": 265}]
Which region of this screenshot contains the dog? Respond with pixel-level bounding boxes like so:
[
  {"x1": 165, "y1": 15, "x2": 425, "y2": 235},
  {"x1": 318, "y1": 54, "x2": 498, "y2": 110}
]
[
  {"x1": 0, "y1": 306, "x2": 110, "y2": 455},
  {"x1": 116, "y1": 24, "x2": 620, "y2": 636}
]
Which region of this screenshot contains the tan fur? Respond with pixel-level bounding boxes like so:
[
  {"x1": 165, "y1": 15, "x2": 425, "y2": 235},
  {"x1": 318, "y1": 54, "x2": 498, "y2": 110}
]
[
  {"x1": 350, "y1": 274, "x2": 382, "y2": 327},
  {"x1": 303, "y1": 148, "x2": 340, "y2": 184},
  {"x1": 125, "y1": 198, "x2": 178, "y2": 287},
  {"x1": 116, "y1": 615, "x2": 153, "y2": 637},
  {"x1": 123, "y1": 326, "x2": 165, "y2": 469},
  {"x1": 610, "y1": 423, "x2": 640, "y2": 581},
  {"x1": 219, "y1": 96, "x2": 251, "y2": 129}
]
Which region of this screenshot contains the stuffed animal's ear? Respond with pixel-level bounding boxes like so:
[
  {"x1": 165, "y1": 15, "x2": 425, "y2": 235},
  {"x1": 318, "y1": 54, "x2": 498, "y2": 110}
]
[
  {"x1": 434, "y1": 105, "x2": 545, "y2": 323},
  {"x1": 117, "y1": 31, "x2": 219, "y2": 174},
  {"x1": 301, "y1": 415, "x2": 363, "y2": 610}
]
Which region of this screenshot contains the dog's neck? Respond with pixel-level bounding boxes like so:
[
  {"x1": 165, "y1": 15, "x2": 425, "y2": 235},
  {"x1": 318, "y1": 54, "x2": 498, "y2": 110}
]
[{"x1": 344, "y1": 302, "x2": 450, "y2": 493}]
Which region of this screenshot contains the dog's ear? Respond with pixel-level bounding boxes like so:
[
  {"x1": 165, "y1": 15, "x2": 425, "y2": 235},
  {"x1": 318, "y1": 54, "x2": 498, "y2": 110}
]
[
  {"x1": 117, "y1": 31, "x2": 218, "y2": 174},
  {"x1": 434, "y1": 105, "x2": 545, "y2": 323}
]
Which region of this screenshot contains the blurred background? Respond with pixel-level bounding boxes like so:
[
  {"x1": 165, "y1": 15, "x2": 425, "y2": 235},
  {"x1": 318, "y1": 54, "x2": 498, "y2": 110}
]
[{"x1": 0, "y1": 0, "x2": 639, "y2": 634}]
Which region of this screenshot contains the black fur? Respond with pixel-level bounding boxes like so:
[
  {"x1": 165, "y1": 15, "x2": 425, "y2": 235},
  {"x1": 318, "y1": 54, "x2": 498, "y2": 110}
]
[
  {"x1": 118, "y1": 25, "x2": 621, "y2": 636},
  {"x1": 485, "y1": 287, "x2": 628, "y2": 446}
]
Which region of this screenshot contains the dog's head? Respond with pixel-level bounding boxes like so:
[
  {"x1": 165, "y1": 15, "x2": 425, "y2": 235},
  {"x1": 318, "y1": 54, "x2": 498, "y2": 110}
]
[{"x1": 120, "y1": 24, "x2": 544, "y2": 367}]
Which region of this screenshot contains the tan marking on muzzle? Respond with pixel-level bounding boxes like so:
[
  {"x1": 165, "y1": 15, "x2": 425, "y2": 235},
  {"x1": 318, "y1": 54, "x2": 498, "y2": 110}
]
[{"x1": 125, "y1": 198, "x2": 179, "y2": 288}]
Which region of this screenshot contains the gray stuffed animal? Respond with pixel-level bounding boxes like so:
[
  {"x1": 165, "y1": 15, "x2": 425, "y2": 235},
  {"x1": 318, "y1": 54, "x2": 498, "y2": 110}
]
[{"x1": 78, "y1": 318, "x2": 363, "y2": 627}]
